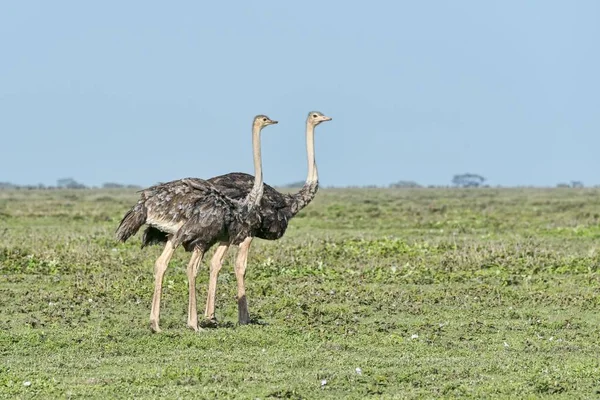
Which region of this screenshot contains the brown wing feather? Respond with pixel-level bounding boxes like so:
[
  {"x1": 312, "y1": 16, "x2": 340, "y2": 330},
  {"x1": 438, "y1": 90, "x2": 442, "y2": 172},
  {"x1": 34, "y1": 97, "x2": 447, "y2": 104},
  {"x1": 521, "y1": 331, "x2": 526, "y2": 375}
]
[
  {"x1": 141, "y1": 178, "x2": 232, "y2": 220},
  {"x1": 172, "y1": 196, "x2": 231, "y2": 250}
]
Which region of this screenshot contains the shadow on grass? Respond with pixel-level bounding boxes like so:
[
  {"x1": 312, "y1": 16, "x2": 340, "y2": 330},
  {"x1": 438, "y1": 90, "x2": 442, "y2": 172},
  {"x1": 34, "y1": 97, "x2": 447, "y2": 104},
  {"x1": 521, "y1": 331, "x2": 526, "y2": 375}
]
[{"x1": 199, "y1": 315, "x2": 269, "y2": 329}]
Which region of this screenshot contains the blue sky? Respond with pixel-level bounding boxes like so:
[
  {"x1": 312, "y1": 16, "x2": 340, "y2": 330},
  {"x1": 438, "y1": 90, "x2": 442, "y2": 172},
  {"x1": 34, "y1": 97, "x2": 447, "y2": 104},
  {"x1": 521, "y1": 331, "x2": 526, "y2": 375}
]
[{"x1": 1, "y1": 1, "x2": 598, "y2": 187}]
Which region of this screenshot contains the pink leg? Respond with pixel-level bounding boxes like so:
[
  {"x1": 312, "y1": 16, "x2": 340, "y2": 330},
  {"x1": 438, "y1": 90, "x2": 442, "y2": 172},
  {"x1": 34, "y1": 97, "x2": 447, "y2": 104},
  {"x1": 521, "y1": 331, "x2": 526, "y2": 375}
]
[
  {"x1": 150, "y1": 240, "x2": 176, "y2": 333},
  {"x1": 234, "y1": 237, "x2": 253, "y2": 325},
  {"x1": 204, "y1": 243, "x2": 229, "y2": 322},
  {"x1": 186, "y1": 248, "x2": 205, "y2": 331}
]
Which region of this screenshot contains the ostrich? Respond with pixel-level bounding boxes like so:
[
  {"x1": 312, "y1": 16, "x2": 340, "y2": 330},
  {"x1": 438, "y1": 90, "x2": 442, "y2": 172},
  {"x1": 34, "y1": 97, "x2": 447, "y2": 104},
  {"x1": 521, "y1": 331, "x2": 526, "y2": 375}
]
[
  {"x1": 115, "y1": 115, "x2": 278, "y2": 332},
  {"x1": 203, "y1": 111, "x2": 332, "y2": 324}
]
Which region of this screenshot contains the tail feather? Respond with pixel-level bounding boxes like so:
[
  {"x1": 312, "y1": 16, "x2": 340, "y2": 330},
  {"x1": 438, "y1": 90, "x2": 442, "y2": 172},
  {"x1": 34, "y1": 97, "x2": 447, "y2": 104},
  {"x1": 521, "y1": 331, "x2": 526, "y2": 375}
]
[{"x1": 115, "y1": 203, "x2": 147, "y2": 242}]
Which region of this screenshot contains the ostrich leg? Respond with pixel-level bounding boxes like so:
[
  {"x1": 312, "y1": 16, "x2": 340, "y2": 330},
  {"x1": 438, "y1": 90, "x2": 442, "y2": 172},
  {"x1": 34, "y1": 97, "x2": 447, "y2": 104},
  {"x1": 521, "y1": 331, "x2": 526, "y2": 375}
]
[
  {"x1": 204, "y1": 243, "x2": 230, "y2": 322},
  {"x1": 150, "y1": 240, "x2": 176, "y2": 333},
  {"x1": 234, "y1": 237, "x2": 253, "y2": 324},
  {"x1": 186, "y1": 248, "x2": 205, "y2": 331}
]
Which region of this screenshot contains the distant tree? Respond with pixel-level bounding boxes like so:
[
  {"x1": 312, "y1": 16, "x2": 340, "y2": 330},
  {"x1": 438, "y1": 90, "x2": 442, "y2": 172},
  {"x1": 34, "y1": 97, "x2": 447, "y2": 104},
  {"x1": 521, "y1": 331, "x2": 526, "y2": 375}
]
[
  {"x1": 0, "y1": 182, "x2": 18, "y2": 189},
  {"x1": 389, "y1": 180, "x2": 422, "y2": 188},
  {"x1": 452, "y1": 173, "x2": 486, "y2": 188},
  {"x1": 57, "y1": 178, "x2": 86, "y2": 189},
  {"x1": 103, "y1": 182, "x2": 141, "y2": 189},
  {"x1": 571, "y1": 181, "x2": 584, "y2": 188},
  {"x1": 102, "y1": 182, "x2": 125, "y2": 189},
  {"x1": 556, "y1": 181, "x2": 584, "y2": 188},
  {"x1": 281, "y1": 181, "x2": 305, "y2": 188}
]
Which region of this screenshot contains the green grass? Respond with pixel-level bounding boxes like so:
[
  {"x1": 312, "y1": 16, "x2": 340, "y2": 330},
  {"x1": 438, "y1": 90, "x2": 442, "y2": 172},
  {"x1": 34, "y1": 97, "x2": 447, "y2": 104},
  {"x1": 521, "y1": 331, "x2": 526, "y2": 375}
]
[{"x1": 1, "y1": 187, "x2": 600, "y2": 398}]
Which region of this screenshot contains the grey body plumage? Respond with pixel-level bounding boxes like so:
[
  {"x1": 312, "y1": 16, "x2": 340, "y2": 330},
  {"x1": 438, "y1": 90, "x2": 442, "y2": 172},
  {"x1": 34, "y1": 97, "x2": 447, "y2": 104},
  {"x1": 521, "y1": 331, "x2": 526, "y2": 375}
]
[
  {"x1": 115, "y1": 177, "x2": 262, "y2": 252},
  {"x1": 135, "y1": 172, "x2": 318, "y2": 246}
]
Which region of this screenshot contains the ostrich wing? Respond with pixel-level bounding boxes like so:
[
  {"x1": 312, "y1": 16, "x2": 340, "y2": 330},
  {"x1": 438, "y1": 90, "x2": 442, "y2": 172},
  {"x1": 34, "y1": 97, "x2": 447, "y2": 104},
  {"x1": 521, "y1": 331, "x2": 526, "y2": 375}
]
[{"x1": 158, "y1": 178, "x2": 238, "y2": 249}]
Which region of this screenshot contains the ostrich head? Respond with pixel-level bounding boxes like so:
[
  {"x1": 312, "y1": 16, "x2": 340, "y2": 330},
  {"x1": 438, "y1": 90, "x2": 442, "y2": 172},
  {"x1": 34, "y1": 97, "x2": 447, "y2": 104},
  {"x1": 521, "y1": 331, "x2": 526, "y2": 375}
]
[
  {"x1": 253, "y1": 115, "x2": 278, "y2": 128},
  {"x1": 307, "y1": 111, "x2": 332, "y2": 126}
]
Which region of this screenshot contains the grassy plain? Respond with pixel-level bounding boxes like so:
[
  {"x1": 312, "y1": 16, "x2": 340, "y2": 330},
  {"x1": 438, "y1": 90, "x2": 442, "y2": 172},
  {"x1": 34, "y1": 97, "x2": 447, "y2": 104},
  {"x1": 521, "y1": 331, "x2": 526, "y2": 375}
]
[{"x1": 1, "y1": 187, "x2": 600, "y2": 399}]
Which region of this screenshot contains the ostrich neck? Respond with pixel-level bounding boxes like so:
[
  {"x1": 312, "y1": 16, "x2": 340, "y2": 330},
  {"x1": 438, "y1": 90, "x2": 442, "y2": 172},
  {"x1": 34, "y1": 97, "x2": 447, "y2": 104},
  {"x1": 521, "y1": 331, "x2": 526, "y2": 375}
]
[
  {"x1": 287, "y1": 122, "x2": 319, "y2": 218},
  {"x1": 245, "y1": 124, "x2": 263, "y2": 208},
  {"x1": 305, "y1": 122, "x2": 318, "y2": 183}
]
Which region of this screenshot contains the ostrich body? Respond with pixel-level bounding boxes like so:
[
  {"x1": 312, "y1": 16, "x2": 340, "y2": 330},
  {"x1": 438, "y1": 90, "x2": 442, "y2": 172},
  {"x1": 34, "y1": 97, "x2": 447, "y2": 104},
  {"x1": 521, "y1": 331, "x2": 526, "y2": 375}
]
[
  {"x1": 115, "y1": 115, "x2": 278, "y2": 332},
  {"x1": 144, "y1": 111, "x2": 332, "y2": 324}
]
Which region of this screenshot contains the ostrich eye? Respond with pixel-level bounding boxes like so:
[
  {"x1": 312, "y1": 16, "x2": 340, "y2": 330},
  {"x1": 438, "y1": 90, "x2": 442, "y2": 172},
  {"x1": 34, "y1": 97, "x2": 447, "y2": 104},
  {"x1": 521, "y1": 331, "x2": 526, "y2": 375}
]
[
  {"x1": 313, "y1": 114, "x2": 318, "y2": 118},
  {"x1": 262, "y1": 118, "x2": 267, "y2": 121}
]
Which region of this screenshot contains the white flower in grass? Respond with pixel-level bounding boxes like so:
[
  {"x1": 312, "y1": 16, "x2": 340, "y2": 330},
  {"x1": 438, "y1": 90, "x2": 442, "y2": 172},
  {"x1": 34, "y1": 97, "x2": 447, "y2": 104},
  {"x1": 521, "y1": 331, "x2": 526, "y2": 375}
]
[
  {"x1": 411, "y1": 334, "x2": 418, "y2": 339},
  {"x1": 355, "y1": 367, "x2": 362, "y2": 375},
  {"x1": 23, "y1": 381, "x2": 31, "y2": 387}
]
